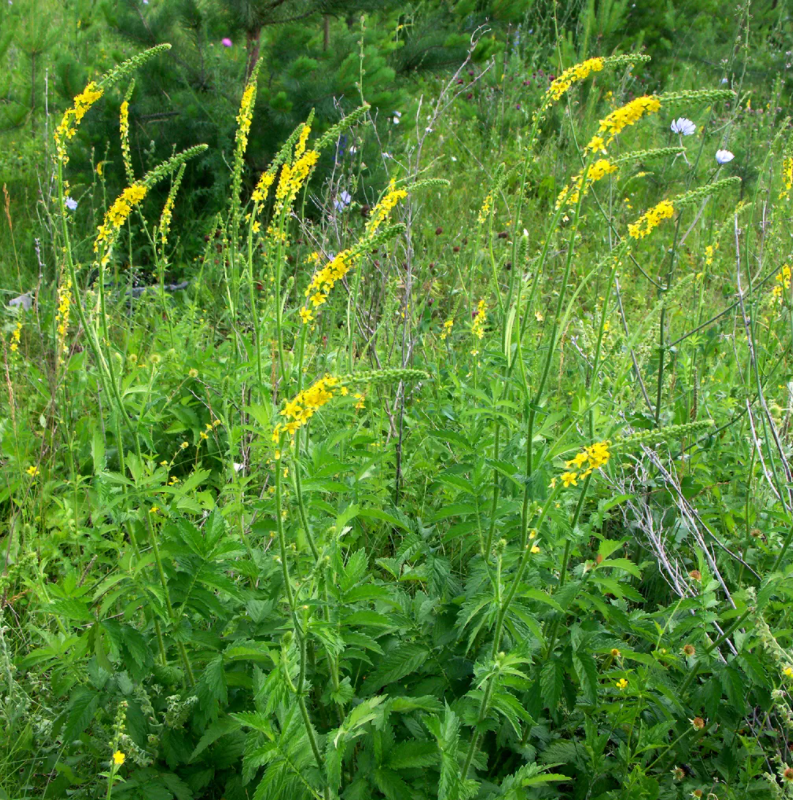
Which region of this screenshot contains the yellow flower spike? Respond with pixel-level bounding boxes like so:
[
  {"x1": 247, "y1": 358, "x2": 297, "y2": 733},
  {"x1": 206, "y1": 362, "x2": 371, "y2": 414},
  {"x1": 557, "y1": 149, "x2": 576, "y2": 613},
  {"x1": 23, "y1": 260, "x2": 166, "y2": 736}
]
[
  {"x1": 471, "y1": 300, "x2": 487, "y2": 340},
  {"x1": 9, "y1": 320, "x2": 22, "y2": 354},
  {"x1": 365, "y1": 179, "x2": 407, "y2": 237},
  {"x1": 54, "y1": 80, "x2": 104, "y2": 165},
  {"x1": 545, "y1": 58, "x2": 604, "y2": 105},
  {"x1": 556, "y1": 158, "x2": 617, "y2": 209},
  {"x1": 781, "y1": 156, "x2": 793, "y2": 201},
  {"x1": 119, "y1": 99, "x2": 133, "y2": 180},
  {"x1": 628, "y1": 199, "x2": 675, "y2": 239},
  {"x1": 586, "y1": 95, "x2": 661, "y2": 151},
  {"x1": 94, "y1": 183, "x2": 148, "y2": 258}
]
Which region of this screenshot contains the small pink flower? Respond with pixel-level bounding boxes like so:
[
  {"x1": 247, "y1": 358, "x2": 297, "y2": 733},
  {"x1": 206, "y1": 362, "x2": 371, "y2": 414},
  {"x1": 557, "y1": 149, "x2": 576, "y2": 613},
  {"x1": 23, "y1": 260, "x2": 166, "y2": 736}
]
[{"x1": 222, "y1": 38, "x2": 233, "y2": 47}]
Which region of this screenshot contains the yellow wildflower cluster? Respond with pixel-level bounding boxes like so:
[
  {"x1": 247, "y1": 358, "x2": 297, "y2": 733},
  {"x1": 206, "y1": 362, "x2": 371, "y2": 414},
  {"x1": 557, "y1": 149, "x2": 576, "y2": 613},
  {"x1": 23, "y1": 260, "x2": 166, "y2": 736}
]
[
  {"x1": 275, "y1": 149, "x2": 319, "y2": 208},
  {"x1": 478, "y1": 192, "x2": 493, "y2": 224},
  {"x1": 120, "y1": 100, "x2": 132, "y2": 177},
  {"x1": 781, "y1": 157, "x2": 793, "y2": 201},
  {"x1": 303, "y1": 249, "x2": 353, "y2": 320},
  {"x1": 471, "y1": 300, "x2": 487, "y2": 340},
  {"x1": 365, "y1": 179, "x2": 407, "y2": 237},
  {"x1": 9, "y1": 320, "x2": 22, "y2": 353},
  {"x1": 252, "y1": 170, "x2": 276, "y2": 204},
  {"x1": 546, "y1": 58, "x2": 604, "y2": 103},
  {"x1": 272, "y1": 375, "x2": 342, "y2": 439},
  {"x1": 628, "y1": 199, "x2": 674, "y2": 239},
  {"x1": 556, "y1": 158, "x2": 617, "y2": 208},
  {"x1": 54, "y1": 81, "x2": 103, "y2": 164},
  {"x1": 300, "y1": 185, "x2": 406, "y2": 323},
  {"x1": 440, "y1": 318, "x2": 454, "y2": 340},
  {"x1": 56, "y1": 278, "x2": 72, "y2": 363},
  {"x1": 586, "y1": 96, "x2": 661, "y2": 150},
  {"x1": 772, "y1": 265, "x2": 791, "y2": 303},
  {"x1": 95, "y1": 184, "x2": 148, "y2": 257},
  {"x1": 704, "y1": 244, "x2": 717, "y2": 266},
  {"x1": 294, "y1": 123, "x2": 311, "y2": 161},
  {"x1": 160, "y1": 193, "x2": 176, "y2": 248},
  {"x1": 560, "y1": 440, "x2": 611, "y2": 487},
  {"x1": 235, "y1": 83, "x2": 256, "y2": 158},
  {"x1": 354, "y1": 392, "x2": 365, "y2": 410},
  {"x1": 267, "y1": 224, "x2": 289, "y2": 244}
]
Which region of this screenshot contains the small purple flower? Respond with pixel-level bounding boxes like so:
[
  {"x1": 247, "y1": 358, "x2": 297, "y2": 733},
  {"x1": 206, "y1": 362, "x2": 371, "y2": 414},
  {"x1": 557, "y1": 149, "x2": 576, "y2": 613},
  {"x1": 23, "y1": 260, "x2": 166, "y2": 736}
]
[
  {"x1": 334, "y1": 190, "x2": 352, "y2": 212},
  {"x1": 715, "y1": 149, "x2": 734, "y2": 164},
  {"x1": 222, "y1": 37, "x2": 233, "y2": 47},
  {"x1": 65, "y1": 196, "x2": 78, "y2": 211}
]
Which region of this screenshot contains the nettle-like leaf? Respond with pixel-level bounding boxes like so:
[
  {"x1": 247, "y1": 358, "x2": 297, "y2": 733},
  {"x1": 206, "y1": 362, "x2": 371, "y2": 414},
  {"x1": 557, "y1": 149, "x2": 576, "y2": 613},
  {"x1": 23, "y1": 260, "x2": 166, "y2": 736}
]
[
  {"x1": 426, "y1": 707, "x2": 479, "y2": 800},
  {"x1": 362, "y1": 643, "x2": 430, "y2": 696}
]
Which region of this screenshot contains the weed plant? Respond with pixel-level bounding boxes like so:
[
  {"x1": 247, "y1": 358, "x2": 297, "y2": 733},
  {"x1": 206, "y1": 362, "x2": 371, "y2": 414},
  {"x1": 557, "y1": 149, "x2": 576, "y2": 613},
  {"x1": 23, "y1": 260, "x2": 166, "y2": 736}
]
[{"x1": 2, "y1": 20, "x2": 793, "y2": 800}]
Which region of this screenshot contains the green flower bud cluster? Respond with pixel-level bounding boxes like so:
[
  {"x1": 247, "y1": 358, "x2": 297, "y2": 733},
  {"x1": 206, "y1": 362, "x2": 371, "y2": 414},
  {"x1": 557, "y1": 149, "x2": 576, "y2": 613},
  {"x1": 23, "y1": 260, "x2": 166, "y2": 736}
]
[
  {"x1": 675, "y1": 177, "x2": 742, "y2": 209},
  {"x1": 613, "y1": 419, "x2": 715, "y2": 449}
]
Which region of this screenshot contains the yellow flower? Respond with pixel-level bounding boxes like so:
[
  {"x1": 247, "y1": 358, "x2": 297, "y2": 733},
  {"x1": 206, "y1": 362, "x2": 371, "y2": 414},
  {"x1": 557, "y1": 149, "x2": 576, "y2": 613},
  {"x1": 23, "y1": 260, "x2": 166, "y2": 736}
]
[
  {"x1": 95, "y1": 183, "x2": 148, "y2": 258},
  {"x1": 628, "y1": 199, "x2": 675, "y2": 240},
  {"x1": 149, "y1": 506, "x2": 159, "y2": 514},
  {"x1": 556, "y1": 158, "x2": 617, "y2": 209},
  {"x1": 26, "y1": 465, "x2": 39, "y2": 477},
  {"x1": 478, "y1": 191, "x2": 493, "y2": 224},
  {"x1": 113, "y1": 750, "x2": 125, "y2": 766},
  {"x1": 544, "y1": 58, "x2": 604, "y2": 105},
  {"x1": 615, "y1": 678, "x2": 628, "y2": 690},
  {"x1": 471, "y1": 299, "x2": 487, "y2": 340},
  {"x1": 366, "y1": 179, "x2": 407, "y2": 237},
  {"x1": 611, "y1": 648, "x2": 621, "y2": 658},
  {"x1": 440, "y1": 319, "x2": 454, "y2": 340},
  {"x1": 784, "y1": 667, "x2": 793, "y2": 678},
  {"x1": 586, "y1": 95, "x2": 661, "y2": 151},
  {"x1": 200, "y1": 431, "x2": 209, "y2": 440},
  {"x1": 54, "y1": 80, "x2": 103, "y2": 164},
  {"x1": 773, "y1": 265, "x2": 791, "y2": 304},
  {"x1": 278, "y1": 375, "x2": 341, "y2": 437},
  {"x1": 180, "y1": 441, "x2": 189, "y2": 449},
  {"x1": 120, "y1": 100, "x2": 132, "y2": 178},
  {"x1": 561, "y1": 471, "x2": 578, "y2": 488},
  {"x1": 299, "y1": 307, "x2": 314, "y2": 325},
  {"x1": 530, "y1": 545, "x2": 540, "y2": 554},
  {"x1": 252, "y1": 169, "x2": 276, "y2": 204},
  {"x1": 781, "y1": 156, "x2": 793, "y2": 201},
  {"x1": 188, "y1": 368, "x2": 199, "y2": 378},
  {"x1": 9, "y1": 320, "x2": 22, "y2": 354}
]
